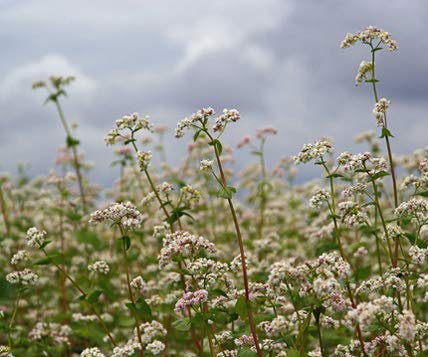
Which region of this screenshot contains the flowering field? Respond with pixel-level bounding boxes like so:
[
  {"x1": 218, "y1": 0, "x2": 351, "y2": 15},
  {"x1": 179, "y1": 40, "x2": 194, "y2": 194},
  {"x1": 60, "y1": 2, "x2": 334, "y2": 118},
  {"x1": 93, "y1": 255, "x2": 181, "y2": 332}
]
[{"x1": 0, "y1": 27, "x2": 427, "y2": 357}]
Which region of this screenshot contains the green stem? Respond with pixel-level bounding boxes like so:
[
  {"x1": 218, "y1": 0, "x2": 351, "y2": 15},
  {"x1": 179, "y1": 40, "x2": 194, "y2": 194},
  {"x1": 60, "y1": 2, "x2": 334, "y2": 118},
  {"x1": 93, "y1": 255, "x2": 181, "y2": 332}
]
[
  {"x1": 316, "y1": 315, "x2": 326, "y2": 357},
  {"x1": 205, "y1": 130, "x2": 262, "y2": 356},
  {"x1": 7, "y1": 292, "x2": 21, "y2": 348},
  {"x1": 0, "y1": 183, "x2": 11, "y2": 236},
  {"x1": 118, "y1": 225, "x2": 144, "y2": 357},
  {"x1": 53, "y1": 99, "x2": 88, "y2": 214},
  {"x1": 40, "y1": 247, "x2": 116, "y2": 346}
]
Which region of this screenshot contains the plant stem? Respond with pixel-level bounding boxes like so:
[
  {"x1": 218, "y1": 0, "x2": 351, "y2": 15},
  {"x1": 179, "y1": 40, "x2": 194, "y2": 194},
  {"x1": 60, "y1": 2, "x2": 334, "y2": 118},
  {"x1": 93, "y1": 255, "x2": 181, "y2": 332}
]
[
  {"x1": 315, "y1": 315, "x2": 326, "y2": 357},
  {"x1": 8, "y1": 291, "x2": 21, "y2": 348},
  {"x1": 370, "y1": 47, "x2": 399, "y2": 264},
  {"x1": 118, "y1": 226, "x2": 144, "y2": 357},
  {"x1": 53, "y1": 99, "x2": 88, "y2": 214},
  {"x1": 40, "y1": 247, "x2": 116, "y2": 346},
  {"x1": 0, "y1": 182, "x2": 11, "y2": 236},
  {"x1": 208, "y1": 133, "x2": 262, "y2": 356},
  {"x1": 129, "y1": 139, "x2": 202, "y2": 353}
]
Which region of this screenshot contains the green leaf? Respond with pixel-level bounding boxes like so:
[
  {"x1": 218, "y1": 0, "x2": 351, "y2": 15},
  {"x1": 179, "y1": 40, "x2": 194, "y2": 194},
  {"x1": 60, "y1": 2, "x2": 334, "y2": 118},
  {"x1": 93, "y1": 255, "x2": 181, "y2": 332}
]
[
  {"x1": 193, "y1": 130, "x2": 201, "y2": 142},
  {"x1": 416, "y1": 191, "x2": 428, "y2": 197},
  {"x1": 354, "y1": 266, "x2": 371, "y2": 280},
  {"x1": 135, "y1": 297, "x2": 152, "y2": 320},
  {"x1": 365, "y1": 78, "x2": 379, "y2": 83},
  {"x1": 86, "y1": 289, "x2": 103, "y2": 304},
  {"x1": 216, "y1": 186, "x2": 236, "y2": 200},
  {"x1": 209, "y1": 139, "x2": 223, "y2": 156},
  {"x1": 325, "y1": 173, "x2": 344, "y2": 179},
  {"x1": 66, "y1": 135, "x2": 80, "y2": 147},
  {"x1": 38, "y1": 240, "x2": 52, "y2": 249},
  {"x1": 250, "y1": 150, "x2": 263, "y2": 156},
  {"x1": 119, "y1": 235, "x2": 131, "y2": 251},
  {"x1": 379, "y1": 127, "x2": 394, "y2": 138},
  {"x1": 33, "y1": 254, "x2": 59, "y2": 266},
  {"x1": 126, "y1": 297, "x2": 152, "y2": 320},
  {"x1": 235, "y1": 296, "x2": 248, "y2": 320},
  {"x1": 165, "y1": 206, "x2": 194, "y2": 224},
  {"x1": 76, "y1": 229, "x2": 101, "y2": 249},
  {"x1": 237, "y1": 350, "x2": 257, "y2": 357},
  {"x1": 368, "y1": 170, "x2": 389, "y2": 182},
  {"x1": 284, "y1": 349, "x2": 301, "y2": 357},
  {"x1": 210, "y1": 288, "x2": 228, "y2": 298},
  {"x1": 172, "y1": 318, "x2": 191, "y2": 331}
]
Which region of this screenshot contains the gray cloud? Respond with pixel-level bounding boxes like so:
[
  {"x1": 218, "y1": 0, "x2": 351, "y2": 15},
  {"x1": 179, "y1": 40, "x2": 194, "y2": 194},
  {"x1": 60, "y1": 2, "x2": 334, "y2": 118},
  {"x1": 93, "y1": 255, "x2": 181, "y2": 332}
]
[{"x1": 0, "y1": 0, "x2": 427, "y2": 187}]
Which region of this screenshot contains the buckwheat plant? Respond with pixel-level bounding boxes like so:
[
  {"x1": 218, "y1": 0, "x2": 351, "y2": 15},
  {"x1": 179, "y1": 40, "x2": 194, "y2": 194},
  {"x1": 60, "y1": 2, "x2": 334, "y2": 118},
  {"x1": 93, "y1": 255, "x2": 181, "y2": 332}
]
[
  {"x1": 175, "y1": 108, "x2": 263, "y2": 355},
  {"x1": 32, "y1": 76, "x2": 89, "y2": 214}
]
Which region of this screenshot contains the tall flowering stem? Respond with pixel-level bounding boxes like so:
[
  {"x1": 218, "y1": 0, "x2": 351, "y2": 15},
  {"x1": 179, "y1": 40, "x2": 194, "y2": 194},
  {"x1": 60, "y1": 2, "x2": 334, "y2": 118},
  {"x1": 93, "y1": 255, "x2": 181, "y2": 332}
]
[
  {"x1": 176, "y1": 108, "x2": 262, "y2": 356},
  {"x1": 341, "y1": 27, "x2": 400, "y2": 265},
  {"x1": 32, "y1": 77, "x2": 88, "y2": 215},
  {"x1": 118, "y1": 224, "x2": 144, "y2": 357},
  {"x1": 369, "y1": 46, "x2": 398, "y2": 209},
  {"x1": 0, "y1": 181, "x2": 11, "y2": 236},
  {"x1": 105, "y1": 115, "x2": 203, "y2": 353}
]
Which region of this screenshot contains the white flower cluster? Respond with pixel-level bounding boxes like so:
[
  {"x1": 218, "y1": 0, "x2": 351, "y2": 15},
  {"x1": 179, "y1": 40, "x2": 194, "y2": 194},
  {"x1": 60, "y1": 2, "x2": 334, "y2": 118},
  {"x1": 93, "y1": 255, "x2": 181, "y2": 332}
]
[
  {"x1": 372, "y1": 98, "x2": 390, "y2": 127},
  {"x1": 341, "y1": 26, "x2": 398, "y2": 51},
  {"x1": 10, "y1": 250, "x2": 30, "y2": 265},
  {"x1": 180, "y1": 185, "x2": 202, "y2": 204},
  {"x1": 105, "y1": 113, "x2": 153, "y2": 145},
  {"x1": 234, "y1": 335, "x2": 254, "y2": 348},
  {"x1": 146, "y1": 340, "x2": 165, "y2": 355},
  {"x1": 80, "y1": 347, "x2": 105, "y2": 357},
  {"x1": 175, "y1": 107, "x2": 215, "y2": 138},
  {"x1": 130, "y1": 276, "x2": 146, "y2": 291},
  {"x1": 397, "y1": 310, "x2": 415, "y2": 341},
  {"x1": 256, "y1": 127, "x2": 277, "y2": 139},
  {"x1": 6, "y1": 269, "x2": 39, "y2": 286},
  {"x1": 395, "y1": 198, "x2": 428, "y2": 221},
  {"x1": 400, "y1": 174, "x2": 428, "y2": 190},
  {"x1": 111, "y1": 340, "x2": 141, "y2": 357},
  {"x1": 342, "y1": 183, "x2": 367, "y2": 197},
  {"x1": 28, "y1": 322, "x2": 72, "y2": 346},
  {"x1": 259, "y1": 315, "x2": 290, "y2": 337},
  {"x1": 294, "y1": 139, "x2": 333, "y2": 164},
  {"x1": 346, "y1": 296, "x2": 394, "y2": 331},
  {"x1": 139, "y1": 320, "x2": 167, "y2": 345},
  {"x1": 187, "y1": 258, "x2": 230, "y2": 288},
  {"x1": 137, "y1": 150, "x2": 152, "y2": 171},
  {"x1": 355, "y1": 60, "x2": 373, "y2": 85},
  {"x1": 338, "y1": 201, "x2": 368, "y2": 228},
  {"x1": 199, "y1": 159, "x2": 214, "y2": 172},
  {"x1": 26, "y1": 227, "x2": 46, "y2": 247},
  {"x1": 158, "y1": 231, "x2": 216, "y2": 268},
  {"x1": 174, "y1": 289, "x2": 208, "y2": 313},
  {"x1": 338, "y1": 151, "x2": 387, "y2": 175},
  {"x1": 408, "y1": 245, "x2": 427, "y2": 265},
  {"x1": 72, "y1": 313, "x2": 98, "y2": 322},
  {"x1": 309, "y1": 189, "x2": 331, "y2": 209},
  {"x1": 212, "y1": 108, "x2": 240, "y2": 132},
  {"x1": 88, "y1": 260, "x2": 110, "y2": 275},
  {"x1": 0, "y1": 345, "x2": 13, "y2": 357},
  {"x1": 89, "y1": 202, "x2": 144, "y2": 230}
]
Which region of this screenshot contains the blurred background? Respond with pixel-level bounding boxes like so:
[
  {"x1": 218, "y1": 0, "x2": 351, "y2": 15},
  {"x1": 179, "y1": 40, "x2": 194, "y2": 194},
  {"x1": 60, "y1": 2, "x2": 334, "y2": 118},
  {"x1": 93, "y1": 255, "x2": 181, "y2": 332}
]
[{"x1": 0, "y1": 0, "x2": 427, "y2": 186}]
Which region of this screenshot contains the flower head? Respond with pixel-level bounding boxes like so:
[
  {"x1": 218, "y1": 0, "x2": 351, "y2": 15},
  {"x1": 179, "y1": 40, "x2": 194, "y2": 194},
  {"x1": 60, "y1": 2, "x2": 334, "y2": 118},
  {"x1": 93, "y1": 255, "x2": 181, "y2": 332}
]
[
  {"x1": 26, "y1": 227, "x2": 47, "y2": 247},
  {"x1": 89, "y1": 202, "x2": 144, "y2": 230},
  {"x1": 341, "y1": 26, "x2": 398, "y2": 51}
]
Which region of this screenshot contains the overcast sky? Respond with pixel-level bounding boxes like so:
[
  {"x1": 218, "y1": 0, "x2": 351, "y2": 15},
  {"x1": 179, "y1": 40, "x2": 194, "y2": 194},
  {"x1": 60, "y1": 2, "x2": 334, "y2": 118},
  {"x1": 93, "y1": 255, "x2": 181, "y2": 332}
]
[{"x1": 0, "y1": 0, "x2": 427, "y2": 186}]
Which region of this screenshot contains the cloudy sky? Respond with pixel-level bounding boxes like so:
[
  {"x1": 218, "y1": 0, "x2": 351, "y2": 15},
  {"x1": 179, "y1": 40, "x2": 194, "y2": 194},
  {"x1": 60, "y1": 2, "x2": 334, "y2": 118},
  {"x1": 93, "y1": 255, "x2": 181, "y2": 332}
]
[{"x1": 0, "y1": 0, "x2": 427, "y2": 186}]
